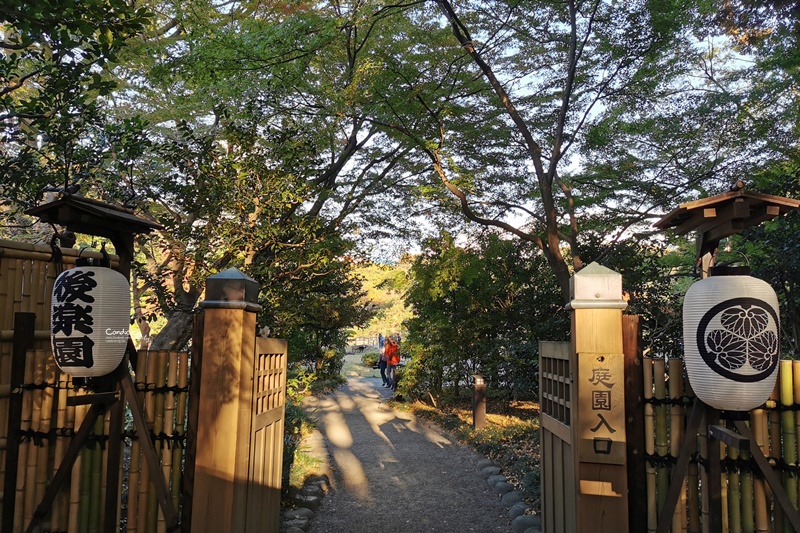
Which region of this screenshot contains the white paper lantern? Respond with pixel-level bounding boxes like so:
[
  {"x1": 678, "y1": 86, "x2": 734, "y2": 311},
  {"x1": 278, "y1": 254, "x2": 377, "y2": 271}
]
[
  {"x1": 51, "y1": 266, "x2": 130, "y2": 377},
  {"x1": 683, "y1": 275, "x2": 780, "y2": 411}
]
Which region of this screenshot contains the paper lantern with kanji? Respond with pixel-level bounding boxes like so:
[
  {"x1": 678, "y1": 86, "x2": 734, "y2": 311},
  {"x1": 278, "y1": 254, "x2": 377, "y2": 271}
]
[
  {"x1": 51, "y1": 266, "x2": 130, "y2": 377},
  {"x1": 683, "y1": 275, "x2": 780, "y2": 411}
]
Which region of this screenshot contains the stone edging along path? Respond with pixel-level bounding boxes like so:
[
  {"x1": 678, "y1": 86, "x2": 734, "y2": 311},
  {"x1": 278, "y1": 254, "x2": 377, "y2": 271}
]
[{"x1": 280, "y1": 404, "x2": 542, "y2": 533}]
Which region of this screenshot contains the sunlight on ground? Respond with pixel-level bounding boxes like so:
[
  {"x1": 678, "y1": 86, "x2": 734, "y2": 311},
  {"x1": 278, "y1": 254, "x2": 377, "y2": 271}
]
[{"x1": 310, "y1": 362, "x2": 464, "y2": 503}]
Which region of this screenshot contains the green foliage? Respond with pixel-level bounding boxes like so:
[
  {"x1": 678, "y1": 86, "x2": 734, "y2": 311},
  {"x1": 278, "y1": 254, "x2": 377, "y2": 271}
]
[
  {"x1": 350, "y1": 261, "x2": 413, "y2": 340},
  {"x1": 282, "y1": 397, "x2": 316, "y2": 496},
  {"x1": 0, "y1": 0, "x2": 151, "y2": 217},
  {"x1": 360, "y1": 352, "x2": 379, "y2": 368},
  {"x1": 402, "y1": 230, "x2": 567, "y2": 404}
]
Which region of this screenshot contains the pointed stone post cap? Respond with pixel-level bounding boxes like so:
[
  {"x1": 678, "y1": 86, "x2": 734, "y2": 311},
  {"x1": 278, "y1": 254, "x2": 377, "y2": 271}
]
[
  {"x1": 200, "y1": 268, "x2": 262, "y2": 312},
  {"x1": 566, "y1": 262, "x2": 628, "y2": 310}
]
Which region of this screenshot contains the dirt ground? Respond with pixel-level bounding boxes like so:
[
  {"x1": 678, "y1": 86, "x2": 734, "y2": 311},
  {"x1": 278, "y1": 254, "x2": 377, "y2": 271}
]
[{"x1": 302, "y1": 353, "x2": 511, "y2": 533}]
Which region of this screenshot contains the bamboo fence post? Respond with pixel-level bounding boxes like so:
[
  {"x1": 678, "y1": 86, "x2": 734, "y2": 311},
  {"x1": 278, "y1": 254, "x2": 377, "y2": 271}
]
[
  {"x1": 99, "y1": 409, "x2": 112, "y2": 530},
  {"x1": 150, "y1": 351, "x2": 168, "y2": 533},
  {"x1": 137, "y1": 351, "x2": 157, "y2": 532},
  {"x1": 685, "y1": 377, "x2": 701, "y2": 533},
  {"x1": 699, "y1": 407, "x2": 710, "y2": 533},
  {"x1": 740, "y1": 449, "x2": 754, "y2": 533},
  {"x1": 171, "y1": 351, "x2": 189, "y2": 513},
  {"x1": 780, "y1": 359, "x2": 798, "y2": 533},
  {"x1": 158, "y1": 351, "x2": 178, "y2": 533},
  {"x1": 728, "y1": 443, "x2": 742, "y2": 533},
  {"x1": 23, "y1": 349, "x2": 45, "y2": 526},
  {"x1": 655, "y1": 358, "x2": 669, "y2": 517},
  {"x1": 35, "y1": 351, "x2": 55, "y2": 506},
  {"x1": 645, "y1": 357, "x2": 657, "y2": 533},
  {"x1": 52, "y1": 369, "x2": 70, "y2": 531},
  {"x1": 769, "y1": 382, "x2": 784, "y2": 532},
  {"x1": 669, "y1": 358, "x2": 687, "y2": 533},
  {"x1": 751, "y1": 408, "x2": 769, "y2": 533},
  {"x1": 794, "y1": 360, "x2": 800, "y2": 509},
  {"x1": 127, "y1": 351, "x2": 148, "y2": 533},
  {"x1": 88, "y1": 415, "x2": 104, "y2": 533},
  {"x1": 15, "y1": 349, "x2": 35, "y2": 531},
  {"x1": 67, "y1": 387, "x2": 86, "y2": 533}
]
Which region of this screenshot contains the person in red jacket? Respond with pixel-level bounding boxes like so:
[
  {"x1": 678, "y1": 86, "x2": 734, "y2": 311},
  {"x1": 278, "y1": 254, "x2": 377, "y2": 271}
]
[{"x1": 385, "y1": 337, "x2": 401, "y2": 390}]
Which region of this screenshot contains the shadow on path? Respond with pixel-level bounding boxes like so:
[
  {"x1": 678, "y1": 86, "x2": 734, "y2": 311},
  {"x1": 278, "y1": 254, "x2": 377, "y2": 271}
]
[{"x1": 304, "y1": 373, "x2": 510, "y2": 533}]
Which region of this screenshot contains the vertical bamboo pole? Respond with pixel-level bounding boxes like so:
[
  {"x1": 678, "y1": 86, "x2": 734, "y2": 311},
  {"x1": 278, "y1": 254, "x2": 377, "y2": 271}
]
[
  {"x1": 137, "y1": 351, "x2": 157, "y2": 531},
  {"x1": 127, "y1": 351, "x2": 148, "y2": 533},
  {"x1": 700, "y1": 406, "x2": 711, "y2": 533},
  {"x1": 171, "y1": 351, "x2": 189, "y2": 513},
  {"x1": 99, "y1": 409, "x2": 111, "y2": 530},
  {"x1": 150, "y1": 351, "x2": 168, "y2": 533},
  {"x1": 769, "y1": 382, "x2": 784, "y2": 532},
  {"x1": 52, "y1": 369, "x2": 70, "y2": 531},
  {"x1": 158, "y1": 351, "x2": 178, "y2": 533},
  {"x1": 655, "y1": 358, "x2": 669, "y2": 518},
  {"x1": 780, "y1": 359, "x2": 797, "y2": 533},
  {"x1": 15, "y1": 350, "x2": 35, "y2": 531},
  {"x1": 728, "y1": 443, "x2": 742, "y2": 533},
  {"x1": 740, "y1": 445, "x2": 754, "y2": 533},
  {"x1": 669, "y1": 358, "x2": 687, "y2": 533},
  {"x1": 685, "y1": 377, "x2": 701, "y2": 533},
  {"x1": 88, "y1": 416, "x2": 104, "y2": 533},
  {"x1": 35, "y1": 351, "x2": 56, "y2": 505},
  {"x1": 794, "y1": 361, "x2": 800, "y2": 509},
  {"x1": 68, "y1": 385, "x2": 86, "y2": 533},
  {"x1": 78, "y1": 416, "x2": 93, "y2": 533},
  {"x1": 23, "y1": 349, "x2": 45, "y2": 526},
  {"x1": 752, "y1": 408, "x2": 770, "y2": 533},
  {"x1": 645, "y1": 357, "x2": 657, "y2": 533}
]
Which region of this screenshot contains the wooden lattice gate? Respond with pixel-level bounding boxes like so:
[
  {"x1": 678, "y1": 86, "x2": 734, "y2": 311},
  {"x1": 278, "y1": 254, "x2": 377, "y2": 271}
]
[{"x1": 246, "y1": 337, "x2": 288, "y2": 530}]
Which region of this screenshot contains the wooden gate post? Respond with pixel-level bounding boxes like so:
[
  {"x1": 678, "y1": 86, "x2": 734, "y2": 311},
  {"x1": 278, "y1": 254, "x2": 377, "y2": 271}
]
[
  {"x1": 190, "y1": 268, "x2": 262, "y2": 533},
  {"x1": 568, "y1": 262, "x2": 629, "y2": 533}
]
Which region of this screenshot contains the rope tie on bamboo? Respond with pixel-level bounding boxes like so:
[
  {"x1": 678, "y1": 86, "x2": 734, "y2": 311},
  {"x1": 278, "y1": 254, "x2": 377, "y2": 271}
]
[
  {"x1": 85, "y1": 433, "x2": 109, "y2": 450},
  {"x1": 120, "y1": 430, "x2": 187, "y2": 448},
  {"x1": 134, "y1": 383, "x2": 190, "y2": 394},
  {"x1": 18, "y1": 429, "x2": 53, "y2": 446},
  {"x1": 645, "y1": 453, "x2": 677, "y2": 467},
  {"x1": 21, "y1": 381, "x2": 56, "y2": 391},
  {"x1": 643, "y1": 396, "x2": 690, "y2": 406},
  {"x1": 720, "y1": 455, "x2": 757, "y2": 474}
]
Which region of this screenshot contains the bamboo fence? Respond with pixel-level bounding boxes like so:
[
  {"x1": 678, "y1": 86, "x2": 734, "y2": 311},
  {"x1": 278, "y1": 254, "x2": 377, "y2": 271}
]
[
  {"x1": 644, "y1": 356, "x2": 800, "y2": 533},
  {"x1": 0, "y1": 347, "x2": 190, "y2": 533},
  {"x1": 0, "y1": 239, "x2": 189, "y2": 533}
]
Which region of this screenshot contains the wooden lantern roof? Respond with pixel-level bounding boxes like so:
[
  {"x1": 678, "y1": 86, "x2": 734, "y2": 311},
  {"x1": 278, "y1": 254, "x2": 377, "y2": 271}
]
[
  {"x1": 25, "y1": 194, "x2": 162, "y2": 239},
  {"x1": 655, "y1": 187, "x2": 800, "y2": 252}
]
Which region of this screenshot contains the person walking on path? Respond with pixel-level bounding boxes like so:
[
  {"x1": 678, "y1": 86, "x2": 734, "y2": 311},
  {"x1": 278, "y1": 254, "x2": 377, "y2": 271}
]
[
  {"x1": 384, "y1": 337, "x2": 400, "y2": 390},
  {"x1": 302, "y1": 372, "x2": 511, "y2": 533},
  {"x1": 378, "y1": 341, "x2": 388, "y2": 387}
]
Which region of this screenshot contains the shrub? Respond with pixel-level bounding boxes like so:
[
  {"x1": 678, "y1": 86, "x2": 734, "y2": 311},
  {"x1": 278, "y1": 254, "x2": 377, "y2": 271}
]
[{"x1": 361, "y1": 352, "x2": 379, "y2": 367}]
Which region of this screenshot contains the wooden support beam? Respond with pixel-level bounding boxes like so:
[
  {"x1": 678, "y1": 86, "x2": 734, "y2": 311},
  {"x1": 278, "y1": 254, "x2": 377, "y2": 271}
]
[
  {"x1": 2, "y1": 313, "x2": 36, "y2": 533},
  {"x1": 708, "y1": 425, "x2": 750, "y2": 451},
  {"x1": 26, "y1": 403, "x2": 106, "y2": 532},
  {"x1": 120, "y1": 369, "x2": 179, "y2": 530},
  {"x1": 734, "y1": 421, "x2": 800, "y2": 532},
  {"x1": 656, "y1": 401, "x2": 705, "y2": 533}
]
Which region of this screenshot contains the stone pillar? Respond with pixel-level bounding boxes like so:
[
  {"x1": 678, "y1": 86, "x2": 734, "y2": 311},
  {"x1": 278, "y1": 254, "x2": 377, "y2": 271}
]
[
  {"x1": 191, "y1": 268, "x2": 261, "y2": 533},
  {"x1": 567, "y1": 262, "x2": 629, "y2": 533}
]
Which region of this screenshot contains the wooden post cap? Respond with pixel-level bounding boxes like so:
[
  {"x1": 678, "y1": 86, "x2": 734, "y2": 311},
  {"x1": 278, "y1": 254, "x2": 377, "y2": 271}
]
[
  {"x1": 566, "y1": 262, "x2": 628, "y2": 310},
  {"x1": 200, "y1": 268, "x2": 262, "y2": 312}
]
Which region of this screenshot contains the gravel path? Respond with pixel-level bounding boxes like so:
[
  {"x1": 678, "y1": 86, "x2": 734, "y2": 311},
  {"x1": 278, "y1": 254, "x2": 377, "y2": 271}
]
[{"x1": 302, "y1": 370, "x2": 512, "y2": 533}]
